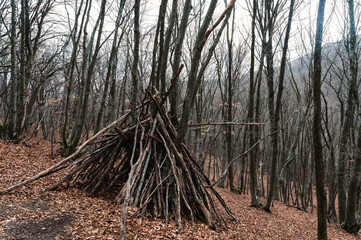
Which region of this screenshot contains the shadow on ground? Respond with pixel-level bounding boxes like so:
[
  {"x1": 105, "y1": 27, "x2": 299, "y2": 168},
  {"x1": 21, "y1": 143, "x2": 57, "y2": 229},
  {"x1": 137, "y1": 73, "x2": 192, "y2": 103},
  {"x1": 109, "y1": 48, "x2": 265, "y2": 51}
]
[{"x1": 0, "y1": 201, "x2": 73, "y2": 240}]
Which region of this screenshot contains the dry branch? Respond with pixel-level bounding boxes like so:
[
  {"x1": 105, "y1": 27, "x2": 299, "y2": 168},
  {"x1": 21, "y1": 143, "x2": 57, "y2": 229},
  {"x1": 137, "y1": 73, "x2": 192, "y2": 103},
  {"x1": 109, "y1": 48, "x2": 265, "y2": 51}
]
[
  {"x1": 200, "y1": 0, "x2": 236, "y2": 49},
  {"x1": 188, "y1": 121, "x2": 266, "y2": 127},
  {"x1": 0, "y1": 111, "x2": 130, "y2": 195}
]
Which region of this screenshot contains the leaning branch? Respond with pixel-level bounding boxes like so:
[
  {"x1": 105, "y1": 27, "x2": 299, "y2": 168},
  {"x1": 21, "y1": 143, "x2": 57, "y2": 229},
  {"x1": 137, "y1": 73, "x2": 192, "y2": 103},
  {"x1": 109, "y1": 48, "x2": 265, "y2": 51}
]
[
  {"x1": 0, "y1": 111, "x2": 131, "y2": 195},
  {"x1": 188, "y1": 121, "x2": 266, "y2": 127},
  {"x1": 200, "y1": 0, "x2": 236, "y2": 48}
]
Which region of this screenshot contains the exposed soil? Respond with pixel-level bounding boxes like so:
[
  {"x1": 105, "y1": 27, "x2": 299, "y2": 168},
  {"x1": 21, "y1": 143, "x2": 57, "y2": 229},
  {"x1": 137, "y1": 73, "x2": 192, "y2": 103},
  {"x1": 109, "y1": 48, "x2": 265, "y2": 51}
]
[
  {"x1": 5, "y1": 212, "x2": 72, "y2": 240},
  {"x1": 0, "y1": 138, "x2": 360, "y2": 239}
]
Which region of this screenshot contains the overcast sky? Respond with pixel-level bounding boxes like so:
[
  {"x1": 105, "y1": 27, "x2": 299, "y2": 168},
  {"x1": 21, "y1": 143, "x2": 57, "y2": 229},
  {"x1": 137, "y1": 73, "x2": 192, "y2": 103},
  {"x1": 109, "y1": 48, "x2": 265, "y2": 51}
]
[{"x1": 52, "y1": 0, "x2": 359, "y2": 62}]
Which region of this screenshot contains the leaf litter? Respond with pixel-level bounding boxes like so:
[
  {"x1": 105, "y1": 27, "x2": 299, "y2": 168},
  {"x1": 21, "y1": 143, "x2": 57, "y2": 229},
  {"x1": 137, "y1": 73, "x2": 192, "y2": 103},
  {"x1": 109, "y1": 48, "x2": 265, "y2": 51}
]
[{"x1": 0, "y1": 139, "x2": 360, "y2": 239}]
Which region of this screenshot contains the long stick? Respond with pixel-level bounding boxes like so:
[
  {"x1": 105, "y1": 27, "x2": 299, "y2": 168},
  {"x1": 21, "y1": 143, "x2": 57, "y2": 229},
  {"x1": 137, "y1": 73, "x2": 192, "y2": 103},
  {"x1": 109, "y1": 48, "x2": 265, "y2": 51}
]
[
  {"x1": 0, "y1": 111, "x2": 131, "y2": 195},
  {"x1": 188, "y1": 121, "x2": 266, "y2": 127}
]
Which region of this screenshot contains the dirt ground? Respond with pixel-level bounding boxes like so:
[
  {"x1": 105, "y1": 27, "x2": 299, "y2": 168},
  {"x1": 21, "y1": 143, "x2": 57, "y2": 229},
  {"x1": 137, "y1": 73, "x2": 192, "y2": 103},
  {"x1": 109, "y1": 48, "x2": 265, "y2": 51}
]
[{"x1": 1, "y1": 139, "x2": 360, "y2": 239}]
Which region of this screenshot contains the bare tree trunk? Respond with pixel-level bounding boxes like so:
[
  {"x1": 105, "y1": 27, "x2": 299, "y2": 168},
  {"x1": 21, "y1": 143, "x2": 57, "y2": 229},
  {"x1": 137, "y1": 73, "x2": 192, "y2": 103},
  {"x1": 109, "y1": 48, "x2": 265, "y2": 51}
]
[
  {"x1": 321, "y1": 94, "x2": 337, "y2": 223},
  {"x1": 248, "y1": 0, "x2": 259, "y2": 207},
  {"x1": 23, "y1": 0, "x2": 54, "y2": 132},
  {"x1": 16, "y1": 0, "x2": 27, "y2": 137},
  {"x1": 159, "y1": 0, "x2": 177, "y2": 94},
  {"x1": 343, "y1": 126, "x2": 361, "y2": 234},
  {"x1": 226, "y1": 6, "x2": 235, "y2": 191},
  {"x1": 177, "y1": 0, "x2": 235, "y2": 145},
  {"x1": 8, "y1": 0, "x2": 17, "y2": 139},
  {"x1": 95, "y1": 0, "x2": 126, "y2": 132},
  {"x1": 149, "y1": 0, "x2": 167, "y2": 90},
  {"x1": 313, "y1": 0, "x2": 328, "y2": 238},
  {"x1": 177, "y1": 0, "x2": 219, "y2": 145},
  {"x1": 131, "y1": 0, "x2": 141, "y2": 123},
  {"x1": 263, "y1": 0, "x2": 295, "y2": 212},
  {"x1": 342, "y1": 0, "x2": 360, "y2": 234},
  {"x1": 61, "y1": 0, "x2": 88, "y2": 153},
  {"x1": 170, "y1": 0, "x2": 191, "y2": 124},
  {"x1": 262, "y1": 18, "x2": 277, "y2": 211},
  {"x1": 68, "y1": 0, "x2": 107, "y2": 154}
]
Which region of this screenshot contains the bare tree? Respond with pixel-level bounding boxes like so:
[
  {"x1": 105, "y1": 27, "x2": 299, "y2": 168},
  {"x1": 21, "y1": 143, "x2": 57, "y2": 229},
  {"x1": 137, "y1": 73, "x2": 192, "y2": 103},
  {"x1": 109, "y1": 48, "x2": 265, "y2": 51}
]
[
  {"x1": 131, "y1": 0, "x2": 140, "y2": 123},
  {"x1": 342, "y1": 0, "x2": 360, "y2": 234},
  {"x1": 176, "y1": 0, "x2": 235, "y2": 145},
  {"x1": 247, "y1": 0, "x2": 260, "y2": 207},
  {"x1": 7, "y1": 0, "x2": 17, "y2": 139},
  {"x1": 263, "y1": 0, "x2": 295, "y2": 212},
  {"x1": 170, "y1": 0, "x2": 192, "y2": 123},
  {"x1": 312, "y1": 0, "x2": 328, "y2": 238},
  {"x1": 62, "y1": 0, "x2": 108, "y2": 155},
  {"x1": 95, "y1": 0, "x2": 126, "y2": 132}
]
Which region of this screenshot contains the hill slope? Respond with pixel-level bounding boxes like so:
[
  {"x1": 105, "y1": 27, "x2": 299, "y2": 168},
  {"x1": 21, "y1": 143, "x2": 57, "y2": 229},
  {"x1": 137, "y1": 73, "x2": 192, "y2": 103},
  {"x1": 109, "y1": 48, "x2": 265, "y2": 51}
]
[{"x1": 0, "y1": 139, "x2": 360, "y2": 239}]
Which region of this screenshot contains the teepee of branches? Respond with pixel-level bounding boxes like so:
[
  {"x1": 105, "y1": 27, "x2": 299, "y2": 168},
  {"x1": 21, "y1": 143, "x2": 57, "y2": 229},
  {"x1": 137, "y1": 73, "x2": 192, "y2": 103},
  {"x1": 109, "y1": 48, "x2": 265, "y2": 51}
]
[{"x1": 1, "y1": 87, "x2": 236, "y2": 237}]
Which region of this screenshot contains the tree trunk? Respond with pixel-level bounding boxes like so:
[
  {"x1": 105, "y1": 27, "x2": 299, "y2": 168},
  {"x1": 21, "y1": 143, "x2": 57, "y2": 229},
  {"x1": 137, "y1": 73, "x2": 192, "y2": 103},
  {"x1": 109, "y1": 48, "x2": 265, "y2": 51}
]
[
  {"x1": 226, "y1": 6, "x2": 235, "y2": 192},
  {"x1": 69, "y1": 0, "x2": 107, "y2": 154},
  {"x1": 263, "y1": 0, "x2": 295, "y2": 212},
  {"x1": 131, "y1": 0, "x2": 141, "y2": 123},
  {"x1": 177, "y1": 0, "x2": 235, "y2": 145},
  {"x1": 8, "y1": 0, "x2": 17, "y2": 139},
  {"x1": 170, "y1": 0, "x2": 191, "y2": 124},
  {"x1": 95, "y1": 0, "x2": 126, "y2": 132},
  {"x1": 149, "y1": 0, "x2": 168, "y2": 90},
  {"x1": 248, "y1": 0, "x2": 259, "y2": 207},
  {"x1": 61, "y1": 0, "x2": 88, "y2": 153},
  {"x1": 159, "y1": 0, "x2": 177, "y2": 94},
  {"x1": 337, "y1": 0, "x2": 359, "y2": 222},
  {"x1": 342, "y1": 0, "x2": 360, "y2": 234},
  {"x1": 313, "y1": 0, "x2": 328, "y2": 238}
]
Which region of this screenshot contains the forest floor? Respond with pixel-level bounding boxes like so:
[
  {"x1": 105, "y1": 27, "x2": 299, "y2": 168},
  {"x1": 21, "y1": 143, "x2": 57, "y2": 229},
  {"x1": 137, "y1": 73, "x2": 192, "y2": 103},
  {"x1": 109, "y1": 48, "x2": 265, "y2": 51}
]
[{"x1": 0, "y1": 138, "x2": 360, "y2": 240}]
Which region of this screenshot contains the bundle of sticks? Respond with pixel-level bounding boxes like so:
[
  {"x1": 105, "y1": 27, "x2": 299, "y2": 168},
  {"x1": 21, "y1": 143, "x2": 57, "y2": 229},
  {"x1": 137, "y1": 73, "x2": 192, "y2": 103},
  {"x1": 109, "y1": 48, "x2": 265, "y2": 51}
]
[{"x1": 1, "y1": 91, "x2": 235, "y2": 234}]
